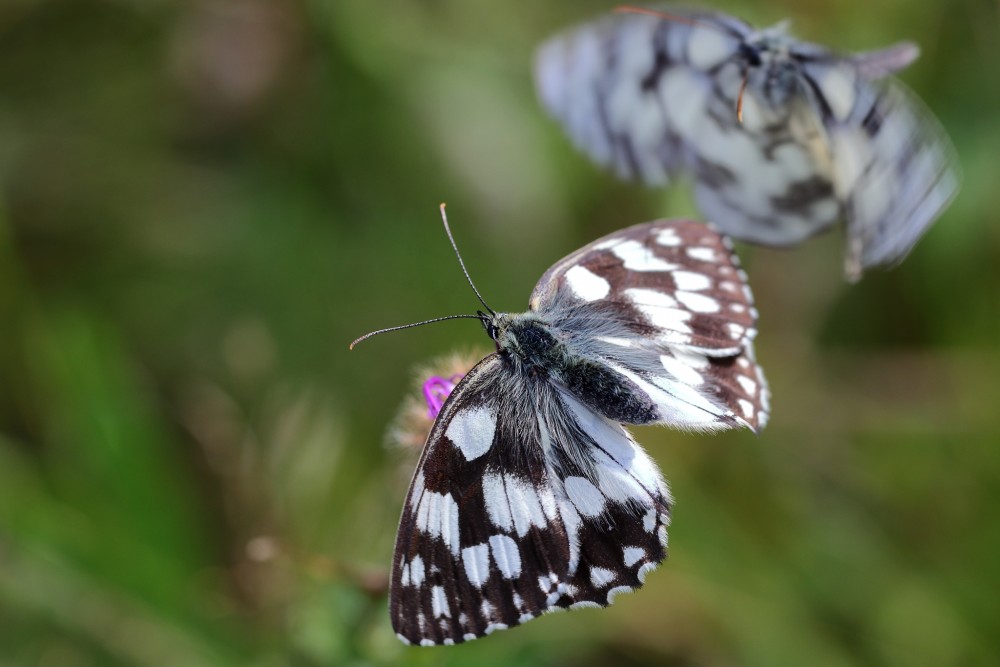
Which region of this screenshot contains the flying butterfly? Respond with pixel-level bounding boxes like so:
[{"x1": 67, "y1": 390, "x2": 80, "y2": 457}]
[
  {"x1": 535, "y1": 5, "x2": 959, "y2": 280},
  {"x1": 351, "y1": 205, "x2": 769, "y2": 645}
]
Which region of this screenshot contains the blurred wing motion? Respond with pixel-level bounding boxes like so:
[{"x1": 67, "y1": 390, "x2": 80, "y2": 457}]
[
  {"x1": 535, "y1": 7, "x2": 959, "y2": 278},
  {"x1": 390, "y1": 219, "x2": 767, "y2": 645}
]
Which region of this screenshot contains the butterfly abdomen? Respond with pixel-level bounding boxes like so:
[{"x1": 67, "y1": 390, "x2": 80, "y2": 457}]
[{"x1": 561, "y1": 357, "x2": 659, "y2": 425}]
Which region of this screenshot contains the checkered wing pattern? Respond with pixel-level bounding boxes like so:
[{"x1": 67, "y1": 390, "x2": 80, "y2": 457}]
[
  {"x1": 390, "y1": 355, "x2": 671, "y2": 646},
  {"x1": 535, "y1": 7, "x2": 958, "y2": 278},
  {"x1": 530, "y1": 219, "x2": 769, "y2": 432}
]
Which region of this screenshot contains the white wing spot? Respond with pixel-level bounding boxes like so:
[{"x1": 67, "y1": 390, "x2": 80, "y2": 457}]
[
  {"x1": 565, "y1": 265, "x2": 610, "y2": 302},
  {"x1": 638, "y1": 562, "x2": 658, "y2": 583},
  {"x1": 409, "y1": 555, "x2": 425, "y2": 586},
  {"x1": 489, "y1": 534, "x2": 522, "y2": 579},
  {"x1": 608, "y1": 585, "x2": 633, "y2": 604},
  {"x1": 570, "y1": 601, "x2": 601, "y2": 610},
  {"x1": 686, "y1": 247, "x2": 717, "y2": 262},
  {"x1": 737, "y1": 375, "x2": 758, "y2": 396},
  {"x1": 445, "y1": 405, "x2": 496, "y2": 461},
  {"x1": 613, "y1": 239, "x2": 677, "y2": 271},
  {"x1": 623, "y1": 546, "x2": 645, "y2": 567},
  {"x1": 738, "y1": 399, "x2": 755, "y2": 420},
  {"x1": 431, "y1": 585, "x2": 451, "y2": 618},
  {"x1": 655, "y1": 228, "x2": 682, "y2": 246},
  {"x1": 563, "y1": 476, "x2": 605, "y2": 517},
  {"x1": 672, "y1": 270, "x2": 711, "y2": 291},
  {"x1": 727, "y1": 322, "x2": 746, "y2": 339},
  {"x1": 590, "y1": 566, "x2": 616, "y2": 588},
  {"x1": 676, "y1": 291, "x2": 721, "y2": 313},
  {"x1": 461, "y1": 543, "x2": 491, "y2": 589},
  {"x1": 414, "y1": 491, "x2": 461, "y2": 556},
  {"x1": 485, "y1": 623, "x2": 509, "y2": 635},
  {"x1": 660, "y1": 354, "x2": 704, "y2": 386},
  {"x1": 642, "y1": 507, "x2": 657, "y2": 532}
]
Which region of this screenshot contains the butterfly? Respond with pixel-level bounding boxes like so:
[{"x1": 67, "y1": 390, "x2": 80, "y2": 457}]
[
  {"x1": 535, "y1": 6, "x2": 959, "y2": 280},
  {"x1": 352, "y1": 206, "x2": 769, "y2": 645}
]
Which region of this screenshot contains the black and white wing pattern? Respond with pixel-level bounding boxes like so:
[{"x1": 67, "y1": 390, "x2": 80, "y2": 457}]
[
  {"x1": 535, "y1": 7, "x2": 959, "y2": 278},
  {"x1": 389, "y1": 219, "x2": 767, "y2": 645},
  {"x1": 391, "y1": 355, "x2": 671, "y2": 645},
  {"x1": 531, "y1": 218, "x2": 769, "y2": 432}
]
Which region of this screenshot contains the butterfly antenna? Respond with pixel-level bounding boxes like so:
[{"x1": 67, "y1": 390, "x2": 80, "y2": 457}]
[
  {"x1": 613, "y1": 5, "x2": 726, "y2": 33},
  {"x1": 439, "y1": 203, "x2": 495, "y2": 315},
  {"x1": 349, "y1": 314, "x2": 484, "y2": 350}
]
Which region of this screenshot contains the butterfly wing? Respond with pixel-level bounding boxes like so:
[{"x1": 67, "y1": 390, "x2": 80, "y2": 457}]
[
  {"x1": 535, "y1": 10, "x2": 844, "y2": 247},
  {"x1": 537, "y1": 11, "x2": 958, "y2": 276},
  {"x1": 797, "y1": 60, "x2": 960, "y2": 277},
  {"x1": 529, "y1": 219, "x2": 769, "y2": 433},
  {"x1": 535, "y1": 8, "x2": 748, "y2": 186},
  {"x1": 391, "y1": 354, "x2": 671, "y2": 645}
]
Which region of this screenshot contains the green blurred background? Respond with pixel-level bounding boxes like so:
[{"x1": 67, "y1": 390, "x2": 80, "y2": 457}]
[{"x1": 1, "y1": 1, "x2": 998, "y2": 665}]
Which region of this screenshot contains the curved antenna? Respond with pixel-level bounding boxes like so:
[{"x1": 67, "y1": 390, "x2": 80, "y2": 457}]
[
  {"x1": 439, "y1": 203, "x2": 494, "y2": 315},
  {"x1": 349, "y1": 314, "x2": 484, "y2": 350}
]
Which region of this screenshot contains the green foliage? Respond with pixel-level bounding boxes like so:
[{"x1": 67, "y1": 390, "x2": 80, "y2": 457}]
[{"x1": 1, "y1": 1, "x2": 998, "y2": 665}]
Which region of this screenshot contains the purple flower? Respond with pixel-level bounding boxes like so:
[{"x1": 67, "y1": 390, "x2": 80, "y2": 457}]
[{"x1": 422, "y1": 374, "x2": 463, "y2": 419}]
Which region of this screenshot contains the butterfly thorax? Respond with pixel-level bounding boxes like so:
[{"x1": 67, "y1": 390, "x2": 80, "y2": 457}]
[
  {"x1": 490, "y1": 312, "x2": 566, "y2": 373},
  {"x1": 489, "y1": 312, "x2": 660, "y2": 425}
]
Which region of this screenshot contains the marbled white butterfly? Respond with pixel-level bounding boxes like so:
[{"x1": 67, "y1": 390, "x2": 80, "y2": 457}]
[
  {"x1": 352, "y1": 206, "x2": 769, "y2": 645},
  {"x1": 535, "y1": 6, "x2": 959, "y2": 280}
]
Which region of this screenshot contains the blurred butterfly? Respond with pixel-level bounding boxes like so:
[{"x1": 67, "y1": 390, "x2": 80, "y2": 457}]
[
  {"x1": 535, "y1": 6, "x2": 959, "y2": 280},
  {"x1": 351, "y1": 205, "x2": 769, "y2": 645}
]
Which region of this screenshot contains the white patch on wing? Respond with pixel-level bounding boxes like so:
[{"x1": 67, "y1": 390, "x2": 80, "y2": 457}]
[
  {"x1": 737, "y1": 375, "x2": 758, "y2": 395},
  {"x1": 612, "y1": 239, "x2": 678, "y2": 271},
  {"x1": 414, "y1": 491, "x2": 461, "y2": 556},
  {"x1": 590, "y1": 566, "x2": 616, "y2": 588},
  {"x1": 431, "y1": 585, "x2": 451, "y2": 618},
  {"x1": 445, "y1": 405, "x2": 496, "y2": 461},
  {"x1": 672, "y1": 270, "x2": 711, "y2": 291},
  {"x1": 482, "y1": 472, "x2": 513, "y2": 531},
  {"x1": 686, "y1": 246, "x2": 717, "y2": 262},
  {"x1": 655, "y1": 228, "x2": 682, "y2": 246},
  {"x1": 624, "y1": 288, "x2": 692, "y2": 333},
  {"x1": 461, "y1": 543, "x2": 491, "y2": 589},
  {"x1": 565, "y1": 265, "x2": 610, "y2": 301},
  {"x1": 489, "y1": 535, "x2": 522, "y2": 579},
  {"x1": 409, "y1": 555, "x2": 425, "y2": 586},
  {"x1": 643, "y1": 507, "x2": 657, "y2": 533},
  {"x1": 623, "y1": 546, "x2": 645, "y2": 567},
  {"x1": 676, "y1": 290, "x2": 721, "y2": 313},
  {"x1": 660, "y1": 354, "x2": 704, "y2": 386},
  {"x1": 738, "y1": 398, "x2": 755, "y2": 420},
  {"x1": 563, "y1": 476, "x2": 605, "y2": 517},
  {"x1": 482, "y1": 472, "x2": 550, "y2": 537}
]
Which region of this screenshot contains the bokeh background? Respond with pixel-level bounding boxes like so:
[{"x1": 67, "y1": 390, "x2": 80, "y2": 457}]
[{"x1": 1, "y1": 1, "x2": 998, "y2": 665}]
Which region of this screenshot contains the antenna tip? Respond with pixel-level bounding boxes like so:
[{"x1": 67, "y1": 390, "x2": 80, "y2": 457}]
[{"x1": 439, "y1": 202, "x2": 447, "y2": 210}]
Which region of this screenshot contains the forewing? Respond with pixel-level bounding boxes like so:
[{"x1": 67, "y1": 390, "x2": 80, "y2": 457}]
[
  {"x1": 535, "y1": 9, "x2": 747, "y2": 185},
  {"x1": 391, "y1": 356, "x2": 671, "y2": 645},
  {"x1": 529, "y1": 219, "x2": 769, "y2": 432}
]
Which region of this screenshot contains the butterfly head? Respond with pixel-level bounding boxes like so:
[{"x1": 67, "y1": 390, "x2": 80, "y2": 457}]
[{"x1": 739, "y1": 24, "x2": 803, "y2": 110}]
